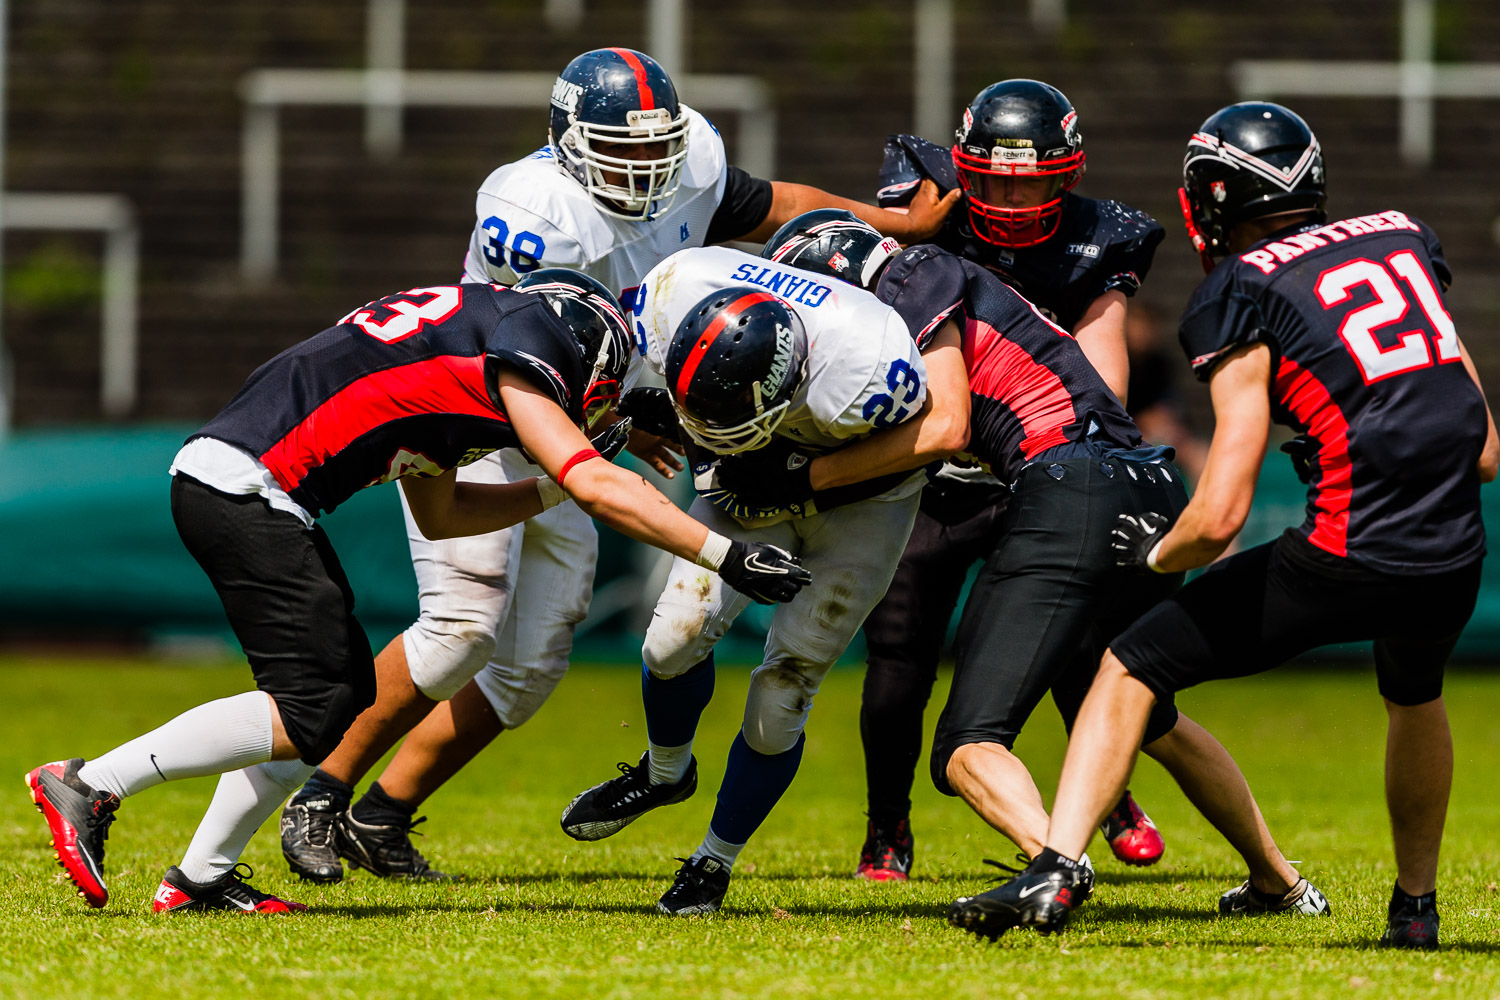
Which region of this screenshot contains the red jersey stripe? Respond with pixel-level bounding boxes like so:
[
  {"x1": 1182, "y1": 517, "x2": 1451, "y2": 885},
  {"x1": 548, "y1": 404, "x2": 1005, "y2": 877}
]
[
  {"x1": 610, "y1": 48, "x2": 656, "y2": 111},
  {"x1": 260, "y1": 354, "x2": 504, "y2": 493},
  {"x1": 1274, "y1": 356, "x2": 1353, "y2": 556},
  {"x1": 673, "y1": 291, "x2": 778, "y2": 401},
  {"x1": 965, "y1": 317, "x2": 1076, "y2": 458}
]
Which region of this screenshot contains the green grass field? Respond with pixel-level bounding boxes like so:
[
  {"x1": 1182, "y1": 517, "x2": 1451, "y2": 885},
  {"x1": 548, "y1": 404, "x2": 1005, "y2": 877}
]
[{"x1": 2, "y1": 655, "x2": 1499, "y2": 999}]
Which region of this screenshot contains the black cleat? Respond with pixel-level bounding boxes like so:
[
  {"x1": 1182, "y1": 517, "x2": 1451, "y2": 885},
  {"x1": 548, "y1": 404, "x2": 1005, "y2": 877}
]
[
  {"x1": 1218, "y1": 876, "x2": 1330, "y2": 916},
  {"x1": 335, "y1": 811, "x2": 452, "y2": 881},
  {"x1": 280, "y1": 791, "x2": 345, "y2": 883},
  {"x1": 657, "y1": 855, "x2": 732, "y2": 916},
  {"x1": 1379, "y1": 883, "x2": 1438, "y2": 949},
  {"x1": 856, "y1": 817, "x2": 914, "y2": 882},
  {"x1": 153, "y1": 863, "x2": 306, "y2": 914},
  {"x1": 948, "y1": 856, "x2": 1084, "y2": 940},
  {"x1": 560, "y1": 752, "x2": 697, "y2": 842},
  {"x1": 26, "y1": 759, "x2": 120, "y2": 908}
]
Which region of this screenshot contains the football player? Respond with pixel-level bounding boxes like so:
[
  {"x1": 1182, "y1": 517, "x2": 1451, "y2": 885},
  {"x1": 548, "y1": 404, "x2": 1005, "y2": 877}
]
[
  {"x1": 853, "y1": 79, "x2": 1170, "y2": 880},
  {"x1": 278, "y1": 46, "x2": 959, "y2": 883},
  {"x1": 966, "y1": 103, "x2": 1497, "y2": 948},
  {"x1": 751, "y1": 211, "x2": 1314, "y2": 931},
  {"x1": 556, "y1": 241, "x2": 971, "y2": 915},
  {"x1": 25, "y1": 271, "x2": 810, "y2": 913}
]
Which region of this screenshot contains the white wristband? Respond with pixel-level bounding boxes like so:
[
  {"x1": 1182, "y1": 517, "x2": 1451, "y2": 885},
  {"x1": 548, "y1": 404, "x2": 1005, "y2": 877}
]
[
  {"x1": 695, "y1": 530, "x2": 732, "y2": 570},
  {"x1": 1145, "y1": 538, "x2": 1167, "y2": 574},
  {"x1": 535, "y1": 475, "x2": 568, "y2": 511}
]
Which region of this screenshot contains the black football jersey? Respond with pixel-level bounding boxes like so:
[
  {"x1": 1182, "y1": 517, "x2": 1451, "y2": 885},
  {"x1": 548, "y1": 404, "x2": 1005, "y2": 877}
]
[
  {"x1": 193, "y1": 285, "x2": 583, "y2": 517},
  {"x1": 876, "y1": 134, "x2": 1164, "y2": 331},
  {"x1": 876, "y1": 245, "x2": 1141, "y2": 484},
  {"x1": 1179, "y1": 210, "x2": 1486, "y2": 572}
]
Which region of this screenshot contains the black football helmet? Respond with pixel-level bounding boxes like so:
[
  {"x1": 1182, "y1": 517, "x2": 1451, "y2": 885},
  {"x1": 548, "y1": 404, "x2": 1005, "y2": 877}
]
[
  {"x1": 1180, "y1": 101, "x2": 1327, "y2": 272},
  {"x1": 548, "y1": 48, "x2": 690, "y2": 221},
  {"x1": 952, "y1": 79, "x2": 1085, "y2": 248},
  {"x1": 664, "y1": 287, "x2": 808, "y2": 454},
  {"x1": 760, "y1": 209, "x2": 903, "y2": 290},
  {"x1": 512, "y1": 268, "x2": 632, "y2": 428}
]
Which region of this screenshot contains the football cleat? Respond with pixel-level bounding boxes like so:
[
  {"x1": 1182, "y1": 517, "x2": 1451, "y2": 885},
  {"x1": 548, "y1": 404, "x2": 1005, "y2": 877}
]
[
  {"x1": 560, "y1": 751, "x2": 698, "y2": 842},
  {"x1": 979, "y1": 852, "x2": 1095, "y2": 904},
  {"x1": 1218, "y1": 876, "x2": 1331, "y2": 917},
  {"x1": 26, "y1": 759, "x2": 120, "y2": 908},
  {"x1": 152, "y1": 863, "x2": 307, "y2": 914},
  {"x1": 1379, "y1": 884, "x2": 1439, "y2": 950},
  {"x1": 856, "y1": 817, "x2": 914, "y2": 882},
  {"x1": 335, "y1": 811, "x2": 451, "y2": 881},
  {"x1": 279, "y1": 791, "x2": 345, "y2": 883},
  {"x1": 948, "y1": 856, "x2": 1083, "y2": 940},
  {"x1": 657, "y1": 855, "x2": 732, "y2": 916},
  {"x1": 1101, "y1": 790, "x2": 1165, "y2": 866}
]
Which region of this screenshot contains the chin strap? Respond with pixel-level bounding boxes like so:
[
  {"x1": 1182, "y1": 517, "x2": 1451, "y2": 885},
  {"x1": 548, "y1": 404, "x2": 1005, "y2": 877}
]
[{"x1": 1178, "y1": 187, "x2": 1216, "y2": 275}]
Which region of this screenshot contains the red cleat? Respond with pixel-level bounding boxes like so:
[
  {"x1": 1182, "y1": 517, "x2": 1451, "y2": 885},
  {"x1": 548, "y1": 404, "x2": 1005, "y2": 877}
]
[
  {"x1": 26, "y1": 759, "x2": 120, "y2": 908},
  {"x1": 1101, "y1": 790, "x2": 1164, "y2": 867},
  {"x1": 153, "y1": 864, "x2": 307, "y2": 914},
  {"x1": 856, "y1": 817, "x2": 914, "y2": 882}
]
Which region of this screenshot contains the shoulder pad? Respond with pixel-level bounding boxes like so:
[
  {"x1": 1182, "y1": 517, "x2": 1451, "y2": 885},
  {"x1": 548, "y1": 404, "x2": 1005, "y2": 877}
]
[
  {"x1": 876, "y1": 135, "x2": 958, "y2": 207},
  {"x1": 876, "y1": 245, "x2": 969, "y2": 347},
  {"x1": 1177, "y1": 269, "x2": 1268, "y2": 382}
]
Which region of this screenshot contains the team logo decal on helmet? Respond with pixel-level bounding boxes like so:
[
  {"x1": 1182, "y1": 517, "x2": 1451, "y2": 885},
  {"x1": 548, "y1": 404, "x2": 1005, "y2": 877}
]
[
  {"x1": 549, "y1": 48, "x2": 691, "y2": 221},
  {"x1": 664, "y1": 287, "x2": 809, "y2": 454},
  {"x1": 760, "y1": 208, "x2": 901, "y2": 290},
  {"x1": 513, "y1": 268, "x2": 632, "y2": 428},
  {"x1": 951, "y1": 79, "x2": 1086, "y2": 248},
  {"x1": 1180, "y1": 101, "x2": 1327, "y2": 272}
]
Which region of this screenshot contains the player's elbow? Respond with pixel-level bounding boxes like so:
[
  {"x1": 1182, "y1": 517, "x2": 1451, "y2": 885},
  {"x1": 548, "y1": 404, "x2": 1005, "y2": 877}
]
[
  {"x1": 561, "y1": 460, "x2": 623, "y2": 515},
  {"x1": 930, "y1": 410, "x2": 970, "y2": 458},
  {"x1": 1479, "y1": 449, "x2": 1499, "y2": 483}
]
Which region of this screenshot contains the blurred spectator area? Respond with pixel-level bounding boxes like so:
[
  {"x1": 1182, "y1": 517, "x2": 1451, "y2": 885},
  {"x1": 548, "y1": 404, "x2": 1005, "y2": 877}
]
[{"x1": 6, "y1": 0, "x2": 1500, "y2": 428}]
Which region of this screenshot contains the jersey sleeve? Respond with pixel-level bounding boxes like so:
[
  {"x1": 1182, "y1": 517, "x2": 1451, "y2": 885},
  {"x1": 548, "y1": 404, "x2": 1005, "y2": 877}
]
[
  {"x1": 705, "y1": 166, "x2": 774, "y2": 245},
  {"x1": 874, "y1": 245, "x2": 968, "y2": 349},
  {"x1": 875, "y1": 134, "x2": 959, "y2": 206},
  {"x1": 1413, "y1": 217, "x2": 1453, "y2": 291},
  {"x1": 482, "y1": 296, "x2": 586, "y2": 418},
  {"x1": 1176, "y1": 271, "x2": 1270, "y2": 382},
  {"x1": 464, "y1": 191, "x2": 589, "y2": 286},
  {"x1": 815, "y1": 309, "x2": 929, "y2": 439},
  {"x1": 1098, "y1": 206, "x2": 1166, "y2": 298}
]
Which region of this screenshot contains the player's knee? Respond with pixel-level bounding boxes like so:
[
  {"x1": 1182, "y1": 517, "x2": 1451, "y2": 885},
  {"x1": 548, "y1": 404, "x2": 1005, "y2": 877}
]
[
  {"x1": 403, "y1": 620, "x2": 499, "y2": 701},
  {"x1": 742, "y1": 661, "x2": 823, "y2": 755},
  {"x1": 929, "y1": 740, "x2": 961, "y2": 797},
  {"x1": 472, "y1": 652, "x2": 569, "y2": 729},
  {"x1": 642, "y1": 616, "x2": 717, "y2": 679}
]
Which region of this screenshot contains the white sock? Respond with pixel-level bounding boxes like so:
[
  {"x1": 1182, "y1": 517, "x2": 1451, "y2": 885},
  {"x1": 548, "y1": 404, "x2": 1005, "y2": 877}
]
[
  {"x1": 690, "y1": 827, "x2": 746, "y2": 871},
  {"x1": 648, "y1": 741, "x2": 694, "y2": 786},
  {"x1": 78, "y1": 691, "x2": 275, "y2": 799},
  {"x1": 178, "y1": 760, "x2": 315, "y2": 884}
]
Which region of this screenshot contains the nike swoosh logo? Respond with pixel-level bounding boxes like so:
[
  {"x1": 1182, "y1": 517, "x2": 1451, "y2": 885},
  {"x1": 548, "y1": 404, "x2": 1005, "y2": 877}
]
[
  {"x1": 150, "y1": 754, "x2": 166, "y2": 781},
  {"x1": 743, "y1": 553, "x2": 789, "y2": 574},
  {"x1": 227, "y1": 896, "x2": 255, "y2": 911},
  {"x1": 1018, "y1": 882, "x2": 1051, "y2": 898}
]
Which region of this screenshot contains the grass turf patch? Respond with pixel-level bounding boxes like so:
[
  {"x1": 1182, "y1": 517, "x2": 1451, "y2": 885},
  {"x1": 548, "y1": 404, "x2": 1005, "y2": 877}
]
[{"x1": 1, "y1": 656, "x2": 1498, "y2": 999}]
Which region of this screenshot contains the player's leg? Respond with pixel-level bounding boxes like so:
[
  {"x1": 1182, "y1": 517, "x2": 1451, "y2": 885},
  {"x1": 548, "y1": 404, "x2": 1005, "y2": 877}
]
[
  {"x1": 561, "y1": 497, "x2": 760, "y2": 842},
  {"x1": 281, "y1": 453, "x2": 519, "y2": 880},
  {"x1": 858, "y1": 482, "x2": 1005, "y2": 880},
  {"x1": 659, "y1": 493, "x2": 920, "y2": 915}
]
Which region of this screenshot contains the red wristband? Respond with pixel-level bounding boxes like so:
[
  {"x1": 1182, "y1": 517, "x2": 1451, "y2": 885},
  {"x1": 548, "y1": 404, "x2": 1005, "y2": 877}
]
[{"x1": 558, "y1": 448, "x2": 602, "y2": 487}]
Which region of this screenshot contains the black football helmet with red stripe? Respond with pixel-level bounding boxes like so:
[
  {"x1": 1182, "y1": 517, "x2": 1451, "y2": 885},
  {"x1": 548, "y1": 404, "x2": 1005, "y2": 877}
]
[
  {"x1": 513, "y1": 268, "x2": 632, "y2": 428},
  {"x1": 665, "y1": 287, "x2": 808, "y2": 454},
  {"x1": 952, "y1": 79, "x2": 1085, "y2": 247},
  {"x1": 1180, "y1": 101, "x2": 1327, "y2": 271},
  {"x1": 549, "y1": 48, "x2": 690, "y2": 221},
  {"x1": 760, "y1": 209, "x2": 903, "y2": 290}
]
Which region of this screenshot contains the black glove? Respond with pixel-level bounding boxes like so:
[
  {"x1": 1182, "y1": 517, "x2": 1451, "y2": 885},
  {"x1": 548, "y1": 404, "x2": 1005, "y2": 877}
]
[
  {"x1": 716, "y1": 539, "x2": 813, "y2": 604},
  {"x1": 590, "y1": 417, "x2": 632, "y2": 463},
  {"x1": 616, "y1": 387, "x2": 681, "y2": 443},
  {"x1": 714, "y1": 446, "x2": 816, "y2": 509},
  {"x1": 1110, "y1": 511, "x2": 1172, "y2": 572},
  {"x1": 1279, "y1": 434, "x2": 1317, "y2": 484}
]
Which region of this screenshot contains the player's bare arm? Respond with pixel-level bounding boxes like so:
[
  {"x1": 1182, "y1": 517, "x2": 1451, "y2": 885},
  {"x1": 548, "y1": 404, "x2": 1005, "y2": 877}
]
[
  {"x1": 1071, "y1": 290, "x2": 1130, "y2": 405},
  {"x1": 399, "y1": 467, "x2": 546, "y2": 541},
  {"x1": 1144, "y1": 343, "x2": 1272, "y2": 573},
  {"x1": 806, "y1": 320, "x2": 971, "y2": 491},
  {"x1": 1457, "y1": 338, "x2": 1499, "y2": 482},
  {"x1": 736, "y1": 178, "x2": 960, "y2": 246}
]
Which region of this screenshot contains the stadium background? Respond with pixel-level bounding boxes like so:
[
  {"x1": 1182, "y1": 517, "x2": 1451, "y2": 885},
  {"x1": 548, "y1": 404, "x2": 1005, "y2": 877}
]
[{"x1": 2, "y1": 0, "x2": 1497, "y2": 654}]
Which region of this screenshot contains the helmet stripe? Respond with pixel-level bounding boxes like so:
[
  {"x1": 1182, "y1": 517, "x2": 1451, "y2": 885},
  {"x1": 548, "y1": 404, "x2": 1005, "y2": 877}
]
[
  {"x1": 673, "y1": 291, "x2": 778, "y2": 402},
  {"x1": 609, "y1": 48, "x2": 656, "y2": 111}
]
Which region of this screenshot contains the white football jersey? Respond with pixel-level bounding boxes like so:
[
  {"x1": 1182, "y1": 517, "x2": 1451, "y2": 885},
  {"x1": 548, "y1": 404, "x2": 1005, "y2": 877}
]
[
  {"x1": 633, "y1": 245, "x2": 927, "y2": 453},
  {"x1": 462, "y1": 105, "x2": 729, "y2": 298}
]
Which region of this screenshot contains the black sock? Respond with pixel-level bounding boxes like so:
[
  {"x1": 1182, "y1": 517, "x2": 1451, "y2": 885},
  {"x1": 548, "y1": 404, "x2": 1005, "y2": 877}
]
[
  {"x1": 300, "y1": 768, "x2": 354, "y2": 807},
  {"x1": 1031, "y1": 847, "x2": 1079, "y2": 873},
  {"x1": 1391, "y1": 880, "x2": 1437, "y2": 915},
  {"x1": 351, "y1": 781, "x2": 417, "y2": 828}
]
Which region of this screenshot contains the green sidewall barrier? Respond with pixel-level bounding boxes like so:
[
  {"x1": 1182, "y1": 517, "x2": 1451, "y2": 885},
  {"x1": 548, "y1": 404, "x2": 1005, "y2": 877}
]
[{"x1": 1, "y1": 428, "x2": 1495, "y2": 658}]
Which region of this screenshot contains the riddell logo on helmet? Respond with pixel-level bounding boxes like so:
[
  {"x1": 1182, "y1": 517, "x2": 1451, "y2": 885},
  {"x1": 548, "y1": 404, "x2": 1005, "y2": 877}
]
[{"x1": 627, "y1": 108, "x2": 671, "y2": 128}]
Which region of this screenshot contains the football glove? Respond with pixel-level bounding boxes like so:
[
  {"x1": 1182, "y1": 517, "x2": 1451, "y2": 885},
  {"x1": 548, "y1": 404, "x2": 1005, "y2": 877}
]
[
  {"x1": 714, "y1": 446, "x2": 816, "y2": 509},
  {"x1": 617, "y1": 387, "x2": 681, "y2": 443},
  {"x1": 717, "y1": 540, "x2": 812, "y2": 605},
  {"x1": 1279, "y1": 434, "x2": 1317, "y2": 484},
  {"x1": 1111, "y1": 511, "x2": 1171, "y2": 572},
  {"x1": 591, "y1": 417, "x2": 633, "y2": 464}
]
